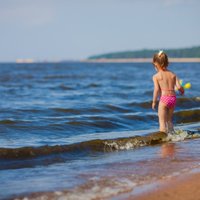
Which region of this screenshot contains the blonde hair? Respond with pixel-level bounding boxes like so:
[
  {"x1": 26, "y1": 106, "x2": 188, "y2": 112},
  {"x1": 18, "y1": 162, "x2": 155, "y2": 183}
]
[{"x1": 153, "y1": 51, "x2": 169, "y2": 70}]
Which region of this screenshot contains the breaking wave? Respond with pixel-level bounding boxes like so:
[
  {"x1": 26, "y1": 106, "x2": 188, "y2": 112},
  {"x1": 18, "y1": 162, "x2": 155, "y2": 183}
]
[{"x1": 1, "y1": 130, "x2": 200, "y2": 170}]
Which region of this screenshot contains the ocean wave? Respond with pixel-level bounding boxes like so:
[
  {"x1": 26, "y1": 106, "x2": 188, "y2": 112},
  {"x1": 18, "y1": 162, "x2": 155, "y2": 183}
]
[
  {"x1": 44, "y1": 74, "x2": 87, "y2": 80},
  {"x1": 176, "y1": 97, "x2": 200, "y2": 108},
  {"x1": 175, "y1": 109, "x2": 200, "y2": 123},
  {"x1": 0, "y1": 119, "x2": 17, "y2": 125},
  {"x1": 127, "y1": 96, "x2": 200, "y2": 109},
  {"x1": 59, "y1": 84, "x2": 74, "y2": 90},
  {"x1": 67, "y1": 119, "x2": 124, "y2": 129},
  {"x1": 0, "y1": 132, "x2": 166, "y2": 159},
  {"x1": 14, "y1": 177, "x2": 136, "y2": 200},
  {"x1": 0, "y1": 119, "x2": 26, "y2": 125},
  {"x1": 0, "y1": 108, "x2": 199, "y2": 132},
  {"x1": 85, "y1": 83, "x2": 102, "y2": 88},
  {"x1": 105, "y1": 104, "x2": 130, "y2": 112},
  {"x1": 52, "y1": 108, "x2": 82, "y2": 114},
  {"x1": 1, "y1": 130, "x2": 200, "y2": 170}
]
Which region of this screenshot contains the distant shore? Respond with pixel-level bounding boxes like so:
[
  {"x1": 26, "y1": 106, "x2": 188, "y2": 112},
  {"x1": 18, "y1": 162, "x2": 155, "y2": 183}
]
[
  {"x1": 0, "y1": 57, "x2": 199, "y2": 64},
  {"x1": 83, "y1": 58, "x2": 200, "y2": 63}
]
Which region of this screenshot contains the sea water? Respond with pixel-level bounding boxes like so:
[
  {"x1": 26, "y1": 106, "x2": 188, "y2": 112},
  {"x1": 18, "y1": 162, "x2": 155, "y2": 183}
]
[{"x1": 0, "y1": 62, "x2": 199, "y2": 199}]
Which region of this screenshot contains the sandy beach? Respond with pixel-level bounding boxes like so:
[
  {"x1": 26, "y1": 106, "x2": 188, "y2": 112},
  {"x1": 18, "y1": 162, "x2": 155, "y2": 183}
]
[
  {"x1": 130, "y1": 171, "x2": 200, "y2": 200},
  {"x1": 13, "y1": 170, "x2": 200, "y2": 200}
]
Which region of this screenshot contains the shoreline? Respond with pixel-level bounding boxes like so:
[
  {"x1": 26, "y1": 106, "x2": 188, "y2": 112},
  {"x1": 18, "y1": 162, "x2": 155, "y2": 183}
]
[
  {"x1": 13, "y1": 167, "x2": 200, "y2": 200},
  {"x1": 83, "y1": 58, "x2": 200, "y2": 63},
  {"x1": 1, "y1": 58, "x2": 200, "y2": 64},
  {"x1": 126, "y1": 170, "x2": 200, "y2": 200}
]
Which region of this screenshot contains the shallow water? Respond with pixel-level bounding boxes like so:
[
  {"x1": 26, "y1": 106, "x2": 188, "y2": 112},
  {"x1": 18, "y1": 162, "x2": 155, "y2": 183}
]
[
  {"x1": 6, "y1": 127, "x2": 200, "y2": 200},
  {"x1": 0, "y1": 62, "x2": 199, "y2": 199}
]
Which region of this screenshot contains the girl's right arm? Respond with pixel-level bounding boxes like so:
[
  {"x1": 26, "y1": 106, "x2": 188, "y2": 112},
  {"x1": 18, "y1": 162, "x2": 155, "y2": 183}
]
[
  {"x1": 152, "y1": 75, "x2": 160, "y2": 109},
  {"x1": 175, "y1": 76, "x2": 184, "y2": 95}
]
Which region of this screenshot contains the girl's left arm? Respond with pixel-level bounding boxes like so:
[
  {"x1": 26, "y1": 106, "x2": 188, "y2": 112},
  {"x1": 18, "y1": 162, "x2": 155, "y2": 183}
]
[
  {"x1": 175, "y1": 76, "x2": 184, "y2": 95},
  {"x1": 152, "y1": 75, "x2": 160, "y2": 110}
]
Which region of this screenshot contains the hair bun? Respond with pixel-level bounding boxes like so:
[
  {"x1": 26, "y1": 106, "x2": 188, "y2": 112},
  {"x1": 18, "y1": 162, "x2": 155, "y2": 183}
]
[{"x1": 158, "y1": 50, "x2": 163, "y2": 57}]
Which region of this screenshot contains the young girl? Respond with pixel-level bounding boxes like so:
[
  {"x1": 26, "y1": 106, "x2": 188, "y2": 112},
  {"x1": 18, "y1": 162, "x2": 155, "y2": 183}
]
[{"x1": 152, "y1": 51, "x2": 184, "y2": 134}]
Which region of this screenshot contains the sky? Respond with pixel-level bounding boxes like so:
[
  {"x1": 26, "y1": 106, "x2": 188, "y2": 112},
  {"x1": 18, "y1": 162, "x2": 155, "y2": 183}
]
[{"x1": 0, "y1": 0, "x2": 200, "y2": 62}]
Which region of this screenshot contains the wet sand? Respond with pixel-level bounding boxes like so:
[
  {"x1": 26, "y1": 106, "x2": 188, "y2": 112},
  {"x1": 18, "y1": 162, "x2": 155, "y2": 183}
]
[{"x1": 131, "y1": 172, "x2": 200, "y2": 200}]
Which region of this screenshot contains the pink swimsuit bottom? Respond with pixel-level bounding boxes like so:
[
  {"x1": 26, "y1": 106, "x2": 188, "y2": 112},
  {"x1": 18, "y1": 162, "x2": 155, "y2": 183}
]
[{"x1": 160, "y1": 95, "x2": 176, "y2": 109}]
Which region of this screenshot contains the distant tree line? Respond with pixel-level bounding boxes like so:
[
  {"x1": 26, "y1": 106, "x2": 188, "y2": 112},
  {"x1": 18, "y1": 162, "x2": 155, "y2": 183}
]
[{"x1": 88, "y1": 46, "x2": 200, "y2": 59}]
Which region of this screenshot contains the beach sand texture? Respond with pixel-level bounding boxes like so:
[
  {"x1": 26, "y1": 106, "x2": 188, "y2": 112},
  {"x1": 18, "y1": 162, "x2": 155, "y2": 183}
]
[{"x1": 132, "y1": 172, "x2": 200, "y2": 200}]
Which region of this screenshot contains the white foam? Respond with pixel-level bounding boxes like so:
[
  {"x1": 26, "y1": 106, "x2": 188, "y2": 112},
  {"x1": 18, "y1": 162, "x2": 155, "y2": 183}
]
[
  {"x1": 195, "y1": 97, "x2": 200, "y2": 101},
  {"x1": 164, "y1": 128, "x2": 200, "y2": 142},
  {"x1": 166, "y1": 129, "x2": 188, "y2": 142},
  {"x1": 104, "y1": 140, "x2": 141, "y2": 150},
  {"x1": 37, "y1": 178, "x2": 135, "y2": 200}
]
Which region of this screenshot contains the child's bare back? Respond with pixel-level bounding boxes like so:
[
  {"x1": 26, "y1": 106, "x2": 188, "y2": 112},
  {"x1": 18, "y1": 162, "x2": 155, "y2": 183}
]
[
  {"x1": 154, "y1": 70, "x2": 176, "y2": 96},
  {"x1": 152, "y1": 51, "x2": 184, "y2": 133}
]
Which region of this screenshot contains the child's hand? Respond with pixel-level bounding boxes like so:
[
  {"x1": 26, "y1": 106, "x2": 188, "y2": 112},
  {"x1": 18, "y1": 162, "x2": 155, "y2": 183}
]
[
  {"x1": 178, "y1": 86, "x2": 184, "y2": 95},
  {"x1": 152, "y1": 102, "x2": 156, "y2": 110}
]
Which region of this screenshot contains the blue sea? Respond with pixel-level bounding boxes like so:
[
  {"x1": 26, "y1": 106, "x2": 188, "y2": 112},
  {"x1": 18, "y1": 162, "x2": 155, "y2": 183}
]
[{"x1": 0, "y1": 62, "x2": 200, "y2": 199}]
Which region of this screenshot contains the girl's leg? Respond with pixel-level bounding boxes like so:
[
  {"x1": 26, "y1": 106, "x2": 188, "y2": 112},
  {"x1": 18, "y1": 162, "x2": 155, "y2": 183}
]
[
  {"x1": 167, "y1": 107, "x2": 175, "y2": 133},
  {"x1": 158, "y1": 102, "x2": 168, "y2": 132}
]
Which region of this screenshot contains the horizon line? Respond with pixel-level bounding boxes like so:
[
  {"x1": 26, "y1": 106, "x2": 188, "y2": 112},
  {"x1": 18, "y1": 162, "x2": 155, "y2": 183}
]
[{"x1": 0, "y1": 57, "x2": 200, "y2": 64}]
